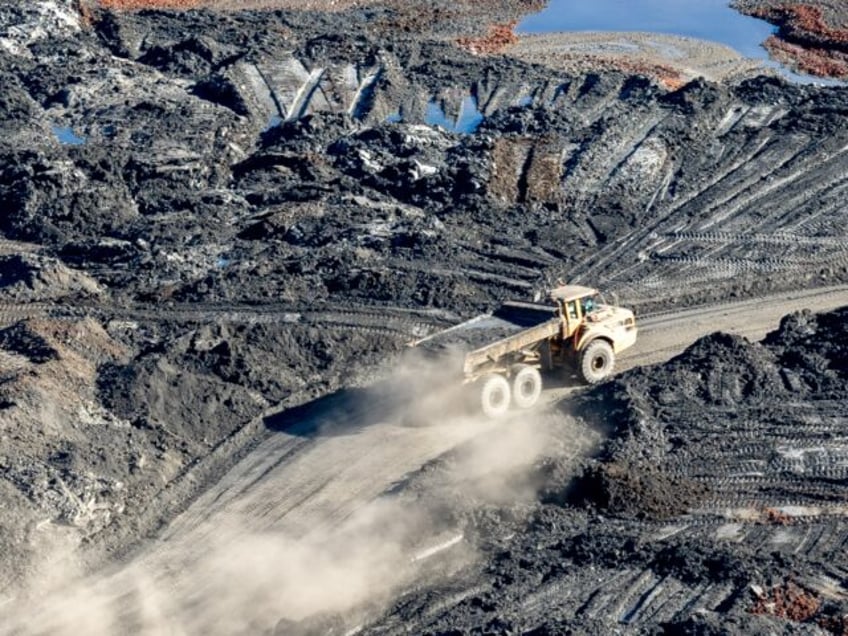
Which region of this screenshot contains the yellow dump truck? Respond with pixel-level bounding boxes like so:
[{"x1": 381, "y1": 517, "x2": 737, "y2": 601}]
[{"x1": 416, "y1": 285, "x2": 637, "y2": 417}]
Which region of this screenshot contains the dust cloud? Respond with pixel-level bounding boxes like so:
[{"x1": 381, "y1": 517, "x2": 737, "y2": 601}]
[
  {"x1": 5, "y1": 508, "x2": 443, "y2": 635},
  {"x1": 2, "y1": 353, "x2": 591, "y2": 635}
]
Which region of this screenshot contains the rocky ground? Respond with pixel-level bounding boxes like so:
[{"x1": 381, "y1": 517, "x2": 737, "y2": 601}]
[
  {"x1": 362, "y1": 307, "x2": 848, "y2": 635},
  {"x1": 1, "y1": 0, "x2": 848, "y2": 632}
]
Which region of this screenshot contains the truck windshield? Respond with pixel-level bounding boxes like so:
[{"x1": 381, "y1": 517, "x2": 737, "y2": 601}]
[{"x1": 581, "y1": 294, "x2": 604, "y2": 315}]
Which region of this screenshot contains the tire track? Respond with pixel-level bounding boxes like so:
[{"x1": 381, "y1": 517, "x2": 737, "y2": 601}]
[
  {"x1": 565, "y1": 127, "x2": 848, "y2": 295},
  {"x1": 0, "y1": 239, "x2": 42, "y2": 255},
  {"x1": 695, "y1": 135, "x2": 846, "y2": 231},
  {"x1": 667, "y1": 230, "x2": 848, "y2": 248},
  {"x1": 568, "y1": 131, "x2": 778, "y2": 284},
  {"x1": 0, "y1": 301, "x2": 450, "y2": 339}
]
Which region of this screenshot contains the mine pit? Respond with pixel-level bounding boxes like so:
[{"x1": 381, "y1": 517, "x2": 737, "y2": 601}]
[{"x1": 1, "y1": 0, "x2": 848, "y2": 634}]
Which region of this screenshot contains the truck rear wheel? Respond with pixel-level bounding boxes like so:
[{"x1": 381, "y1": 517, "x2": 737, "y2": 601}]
[
  {"x1": 579, "y1": 340, "x2": 614, "y2": 384},
  {"x1": 511, "y1": 365, "x2": 542, "y2": 409},
  {"x1": 479, "y1": 373, "x2": 511, "y2": 418}
]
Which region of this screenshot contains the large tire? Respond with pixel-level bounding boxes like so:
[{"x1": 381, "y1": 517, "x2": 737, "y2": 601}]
[
  {"x1": 511, "y1": 365, "x2": 542, "y2": 409},
  {"x1": 579, "y1": 339, "x2": 615, "y2": 384},
  {"x1": 479, "y1": 373, "x2": 511, "y2": 418}
]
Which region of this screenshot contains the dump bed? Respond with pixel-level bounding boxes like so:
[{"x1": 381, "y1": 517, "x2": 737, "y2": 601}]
[
  {"x1": 462, "y1": 315, "x2": 559, "y2": 376},
  {"x1": 413, "y1": 301, "x2": 561, "y2": 374}
]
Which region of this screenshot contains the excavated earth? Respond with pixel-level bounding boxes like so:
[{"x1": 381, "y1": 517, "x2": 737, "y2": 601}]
[
  {"x1": 0, "y1": 0, "x2": 848, "y2": 633},
  {"x1": 364, "y1": 307, "x2": 848, "y2": 635}
]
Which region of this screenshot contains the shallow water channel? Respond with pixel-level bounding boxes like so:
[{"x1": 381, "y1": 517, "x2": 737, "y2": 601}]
[
  {"x1": 518, "y1": 0, "x2": 774, "y2": 58},
  {"x1": 518, "y1": 0, "x2": 842, "y2": 84}
]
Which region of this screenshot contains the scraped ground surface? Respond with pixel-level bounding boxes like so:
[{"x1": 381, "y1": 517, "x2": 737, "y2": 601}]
[{"x1": 1, "y1": 1, "x2": 848, "y2": 633}]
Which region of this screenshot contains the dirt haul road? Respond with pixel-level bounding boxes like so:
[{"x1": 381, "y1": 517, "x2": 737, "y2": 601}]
[{"x1": 5, "y1": 285, "x2": 847, "y2": 635}]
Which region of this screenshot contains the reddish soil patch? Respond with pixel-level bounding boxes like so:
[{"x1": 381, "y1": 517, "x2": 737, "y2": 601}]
[
  {"x1": 762, "y1": 506, "x2": 793, "y2": 525},
  {"x1": 95, "y1": 0, "x2": 202, "y2": 8},
  {"x1": 750, "y1": 581, "x2": 821, "y2": 623},
  {"x1": 745, "y1": 3, "x2": 848, "y2": 78},
  {"x1": 763, "y1": 34, "x2": 848, "y2": 77},
  {"x1": 74, "y1": 0, "x2": 96, "y2": 25},
  {"x1": 457, "y1": 22, "x2": 519, "y2": 56},
  {"x1": 750, "y1": 4, "x2": 848, "y2": 45}
]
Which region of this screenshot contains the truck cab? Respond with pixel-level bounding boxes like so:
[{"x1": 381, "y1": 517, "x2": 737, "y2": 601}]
[
  {"x1": 550, "y1": 285, "x2": 638, "y2": 355},
  {"x1": 551, "y1": 284, "x2": 595, "y2": 339}
]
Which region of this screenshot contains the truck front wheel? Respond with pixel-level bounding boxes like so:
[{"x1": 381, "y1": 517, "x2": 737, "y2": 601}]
[
  {"x1": 579, "y1": 340, "x2": 615, "y2": 384},
  {"x1": 511, "y1": 365, "x2": 542, "y2": 409},
  {"x1": 479, "y1": 374, "x2": 511, "y2": 418}
]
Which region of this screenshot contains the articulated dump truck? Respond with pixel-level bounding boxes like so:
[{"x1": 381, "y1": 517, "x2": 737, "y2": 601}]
[{"x1": 414, "y1": 285, "x2": 638, "y2": 417}]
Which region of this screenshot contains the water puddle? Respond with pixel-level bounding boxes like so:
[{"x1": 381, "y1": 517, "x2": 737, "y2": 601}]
[
  {"x1": 263, "y1": 115, "x2": 283, "y2": 132},
  {"x1": 517, "y1": 0, "x2": 844, "y2": 85},
  {"x1": 52, "y1": 125, "x2": 86, "y2": 145},
  {"x1": 425, "y1": 96, "x2": 484, "y2": 134}
]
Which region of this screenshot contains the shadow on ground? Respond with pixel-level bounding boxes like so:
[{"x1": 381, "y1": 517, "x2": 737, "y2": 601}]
[{"x1": 263, "y1": 363, "x2": 597, "y2": 442}]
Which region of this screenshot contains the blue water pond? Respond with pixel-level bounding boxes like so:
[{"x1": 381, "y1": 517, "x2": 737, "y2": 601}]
[
  {"x1": 517, "y1": 0, "x2": 844, "y2": 84},
  {"x1": 53, "y1": 125, "x2": 86, "y2": 146},
  {"x1": 425, "y1": 96, "x2": 485, "y2": 134}
]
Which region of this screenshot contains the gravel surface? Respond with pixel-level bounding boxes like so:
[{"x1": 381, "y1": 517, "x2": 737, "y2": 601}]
[{"x1": 510, "y1": 32, "x2": 771, "y2": 88}]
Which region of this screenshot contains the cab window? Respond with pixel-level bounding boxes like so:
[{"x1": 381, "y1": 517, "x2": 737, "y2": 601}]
[{"x1": 566, "y1": 301, "x2": 579, "y2": 320}]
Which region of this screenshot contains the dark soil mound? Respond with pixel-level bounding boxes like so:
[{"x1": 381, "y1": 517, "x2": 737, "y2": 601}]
[
  {"x1": 572, "y1": 460, "x2": 708, "y2": 520},
  {"x1": 0, "y1": 321, "x2": 60, "y2": 364},
  {"x1": 569, "y1": 314, "x2": 848, "y2": 522}
]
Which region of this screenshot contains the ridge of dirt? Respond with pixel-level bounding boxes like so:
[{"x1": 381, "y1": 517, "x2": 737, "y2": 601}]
[
  {"x1": 510, "y1": 32, "x2": 768, "y2": 88},
  {"x1": 457, "y1": 21, "x2": 520, "y2": 56}
]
